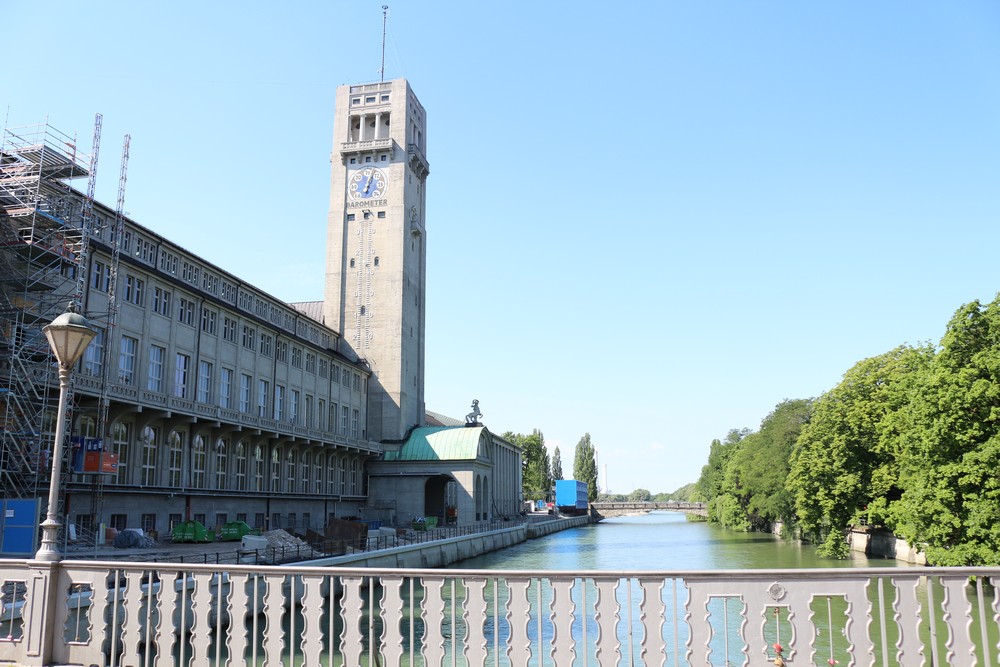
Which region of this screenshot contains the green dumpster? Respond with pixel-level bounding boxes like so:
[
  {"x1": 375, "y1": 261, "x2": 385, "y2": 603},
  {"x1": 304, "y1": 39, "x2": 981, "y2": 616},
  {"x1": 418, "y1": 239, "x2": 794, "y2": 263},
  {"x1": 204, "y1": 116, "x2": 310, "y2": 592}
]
[
  {"x1": 425, "y1": 516, "x2": 438, "y2": 529},
  {"x1": 219, "y1": 520, "x2": 251, "y2": 541}
]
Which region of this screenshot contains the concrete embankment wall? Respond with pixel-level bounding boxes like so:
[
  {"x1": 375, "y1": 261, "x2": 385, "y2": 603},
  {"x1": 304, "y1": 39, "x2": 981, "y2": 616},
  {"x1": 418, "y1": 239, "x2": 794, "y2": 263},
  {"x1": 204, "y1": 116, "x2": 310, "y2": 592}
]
[
  {"x1": 848, "y1": 527, "x2": 927, "y2": 565},
  {"x1": 300, "y1": 516, "x2": 591, "y2": 569}
]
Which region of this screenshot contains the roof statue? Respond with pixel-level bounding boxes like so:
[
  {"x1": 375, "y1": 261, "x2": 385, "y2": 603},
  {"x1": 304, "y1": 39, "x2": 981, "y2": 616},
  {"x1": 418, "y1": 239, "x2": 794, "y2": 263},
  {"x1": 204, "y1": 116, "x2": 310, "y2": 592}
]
[{"x1": 465, "y1": 399, "x2": 482, "y2": 426}]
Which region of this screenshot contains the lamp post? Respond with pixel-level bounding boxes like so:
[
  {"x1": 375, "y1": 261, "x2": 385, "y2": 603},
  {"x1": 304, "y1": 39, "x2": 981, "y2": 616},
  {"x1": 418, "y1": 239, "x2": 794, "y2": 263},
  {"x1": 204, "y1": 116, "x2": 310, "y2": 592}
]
[{"x1": 35, "y1": 303, "x2": 97, "y2": 562}]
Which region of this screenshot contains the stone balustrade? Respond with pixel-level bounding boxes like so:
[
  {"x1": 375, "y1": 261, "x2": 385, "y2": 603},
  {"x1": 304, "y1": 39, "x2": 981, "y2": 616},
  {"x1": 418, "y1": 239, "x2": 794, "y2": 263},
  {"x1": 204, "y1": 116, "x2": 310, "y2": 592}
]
[{"x1": 1, "y1": 559, "x2": 998, "y2": 666}]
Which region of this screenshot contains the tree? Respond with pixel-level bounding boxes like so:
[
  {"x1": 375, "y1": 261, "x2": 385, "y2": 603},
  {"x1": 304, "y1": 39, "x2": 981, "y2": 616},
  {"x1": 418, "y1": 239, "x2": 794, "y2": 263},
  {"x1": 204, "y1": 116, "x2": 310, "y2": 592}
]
[
  {"x1": 573, "y1": 433, "x2": 599, "y2": 501},
  {"x1": 629, "y1": 488, "x2": 652, "y2": 502},
  {"x1": 787, "y1": 346, "x2": 930, "y2": 557},
  {"x1": 509, "y1": 429, "x2": 551, "y2": 501},
  {"x1": 722, "y1": 399, "x2": 812, "y2": 533},
  {"x1": 890, "y1": 298, "x2": 1000, "y2": 565},
  {"x1": 552, "y1": 447, "x2": 563, "y2": 481},
  {"x1": 696, "y1": 429, "x2": 749, "y2": 525}
]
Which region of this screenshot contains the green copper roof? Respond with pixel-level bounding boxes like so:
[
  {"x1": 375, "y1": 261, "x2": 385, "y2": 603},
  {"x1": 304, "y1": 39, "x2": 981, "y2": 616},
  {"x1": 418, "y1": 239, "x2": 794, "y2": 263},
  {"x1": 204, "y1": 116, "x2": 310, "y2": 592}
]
[{"x1": 382, "y1": 426, "x2": 485, "y2": 462}]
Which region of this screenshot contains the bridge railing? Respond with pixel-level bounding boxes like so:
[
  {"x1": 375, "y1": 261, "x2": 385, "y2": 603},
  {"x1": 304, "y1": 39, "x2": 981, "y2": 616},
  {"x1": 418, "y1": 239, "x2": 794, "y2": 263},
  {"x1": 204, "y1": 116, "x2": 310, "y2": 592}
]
[{"x1": 2, "y1": 559, "x2": 998, "y2": 666}]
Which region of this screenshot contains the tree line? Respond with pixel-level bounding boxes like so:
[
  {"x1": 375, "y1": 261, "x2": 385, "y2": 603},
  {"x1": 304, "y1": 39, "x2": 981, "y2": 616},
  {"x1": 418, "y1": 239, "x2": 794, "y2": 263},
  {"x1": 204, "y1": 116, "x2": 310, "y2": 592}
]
[
  {"x1": 504, "y1": 430, "x2": 599, "y2": 503},
  {"x1": 691, "y1": 296, "x2": 1000, "y2": 566}
]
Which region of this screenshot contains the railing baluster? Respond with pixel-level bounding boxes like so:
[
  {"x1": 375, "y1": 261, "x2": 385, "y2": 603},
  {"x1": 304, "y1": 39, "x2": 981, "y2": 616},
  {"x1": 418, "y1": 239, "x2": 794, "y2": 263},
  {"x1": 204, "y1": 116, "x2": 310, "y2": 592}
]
[
  {"x1": 638, "y1": 575, "x2": 665, "y2": 667},
  {"x1": 381, "y1": 574, "x2": 405, "y2": 666},
  {"x1": 549, "y1": 576, "x2": 576, "y2": 666},
  {"x1": 505, "y1": 577, "x2": 532, "y2": 666},
  {"x1": 464, "y1": 576, "x2": 489, "y2": 666},
  {"x1": 300, "y1": 574, "x2": 325, "y2": 667},
  {"x1": 941, "y1": 574, "x2": 977, "y2": 666},
  {"x1": 421, "y1": 575, "x2": 446, "y2": 666}
]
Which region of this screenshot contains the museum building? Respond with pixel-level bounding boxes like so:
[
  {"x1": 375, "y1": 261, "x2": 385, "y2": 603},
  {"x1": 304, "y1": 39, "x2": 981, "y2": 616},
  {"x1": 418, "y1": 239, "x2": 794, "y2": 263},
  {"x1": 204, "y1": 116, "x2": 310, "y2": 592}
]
[{"x1": 0, "y1": 78, "x2": 522, "y2": 549}]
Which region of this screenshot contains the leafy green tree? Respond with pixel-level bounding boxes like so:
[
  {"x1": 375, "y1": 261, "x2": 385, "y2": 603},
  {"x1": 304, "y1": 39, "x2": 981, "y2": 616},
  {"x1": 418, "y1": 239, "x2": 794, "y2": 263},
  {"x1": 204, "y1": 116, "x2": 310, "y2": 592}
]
[
  {"x1": 552, "y1": 447, "x2": 563, "y2": 481},
  {"x1": 787, "y1": 346, "x2": 931, "y2": 557},
  {"x1": 629, "y1": 488, "x2": 652, "y2": 502},
  {"x1": 573, "y1": 433, "x2": 599, "y2": 501},
  {"x1": 506, "y1": 429, "x2": 551, "y2": 501},
  {"x1": 890, "y1": 299, "x2": 1000, "y2": 565},
  {"x1": 698, "y1": 429, "x2": 750, "y2": 524},
  {"x1": 723, "y1": 399, "x2": 812, "y2": 532}
]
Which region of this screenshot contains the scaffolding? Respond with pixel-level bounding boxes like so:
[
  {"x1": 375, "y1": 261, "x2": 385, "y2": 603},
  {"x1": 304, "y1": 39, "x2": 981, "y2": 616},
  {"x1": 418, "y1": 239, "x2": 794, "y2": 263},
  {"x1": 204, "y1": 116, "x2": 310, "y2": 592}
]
[{"x1": 0, "y1": 122, "x2": 93, "y2": 505}]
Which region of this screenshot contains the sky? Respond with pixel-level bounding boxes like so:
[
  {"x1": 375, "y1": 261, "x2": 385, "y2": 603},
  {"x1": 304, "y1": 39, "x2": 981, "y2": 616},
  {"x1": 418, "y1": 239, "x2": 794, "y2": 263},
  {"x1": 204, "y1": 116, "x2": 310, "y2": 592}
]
[{"x1": 4, "y1": 1, "x2": 1000, "y2": 495}]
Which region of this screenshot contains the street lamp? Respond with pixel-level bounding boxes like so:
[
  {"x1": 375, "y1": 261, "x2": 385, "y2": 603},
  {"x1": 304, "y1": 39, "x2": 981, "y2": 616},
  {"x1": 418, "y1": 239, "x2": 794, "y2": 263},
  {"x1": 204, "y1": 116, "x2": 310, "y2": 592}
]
[{"x1": 35, "y1": 303, "x2": 97, "y2": 562}]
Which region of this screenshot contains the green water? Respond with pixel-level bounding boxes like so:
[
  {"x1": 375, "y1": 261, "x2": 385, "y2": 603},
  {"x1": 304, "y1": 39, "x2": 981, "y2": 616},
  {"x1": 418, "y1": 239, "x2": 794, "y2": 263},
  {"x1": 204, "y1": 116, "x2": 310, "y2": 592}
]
[{"x1": 450, "y1": 511, "x2": 910, "y2": 571}]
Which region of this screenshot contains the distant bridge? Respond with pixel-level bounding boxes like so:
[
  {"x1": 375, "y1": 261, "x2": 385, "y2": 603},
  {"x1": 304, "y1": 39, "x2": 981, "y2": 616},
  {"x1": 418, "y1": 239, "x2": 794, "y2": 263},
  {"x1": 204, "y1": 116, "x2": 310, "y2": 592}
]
[{"x1": 591, "y1": 501, "x2": 708, "y2": 518}]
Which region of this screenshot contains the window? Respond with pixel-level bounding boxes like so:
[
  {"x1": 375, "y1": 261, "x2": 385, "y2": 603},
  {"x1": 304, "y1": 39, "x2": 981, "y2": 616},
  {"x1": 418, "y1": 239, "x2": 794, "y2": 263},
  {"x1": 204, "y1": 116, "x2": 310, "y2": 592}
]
[
  {"x1": 91, "y1": 260, "x2": 110, "y2": 291},
  {"x1": 215, "y1": 513, "x2": 227, "y2": 529},
  {"x1": 258, "y1": 379, "x2": 269, "y2": 417},
  {"x1": 223, "y1": 317, "x2": 237, "y2": 342},
  {"x1": 83, "y1": 329, "x2": 104, "y2": 376},
  {"x1": 342, "y1": 369, "x2": 351, "y2": 387},
  {"x1": 159, "y1": 249, "x2": 178, "y2": 274},
  {"x1": 219, "y1": 368, "x2": 233, "y2": 409},
  {"x1": 174, "y1": 353, "x2": 190, "y2": 398},
  {"x1": 242, "y1": 325, "x2": 256, "y2": 350},
  {"x1": 327, "y1": 454, "x2": 337, "y2": 494},
  {"x1": 118, "y1": 335, "x2": 137, "y2": 385},
  {"x1": 286, "y1": 451, "x2": 295, "y2": 492},
  {"x1": 276, "y1": 341, "x2": 288, "y2": 363},
  {"x1": 318, "y1": 358, "x2": 328, "y2": 378},
  {"x1": 168, "y1": 513, "x2": 182, "y2": 533},
  {"x1": 301, "y1": 452, "x2": 311, "y2": 493},
  {"x1": 124, "y1": 275, "x2": 145, "y2": 306},
  {"x1": 215, "y1": 439, "x2": 228, "y2": 490},
  {"x1": 353, "y1": 373, "x2": 360, "y2": 390},
  {"x1": 167, "y1": 432, "x2": 183, "y2": 487},
  {"x1": 347, "y1": 213, "x2": 355, "y2": 222},
  {"x1": 221, "y1": 281, "x2": 237, "y2": 303},
  {"x1": 305, "y1": 353, "x2": 316, "y2": 373},
  {"x1": 182, "y1": 261, "x2": 199, "y2": 284},
  {"x1": 341, "y1": 406, "x2": 349, "y2": 435},
  {"x1": 141, "y1": 427, "x2": 157, "y2": 486},
  {"x1": 111, "y1": 421, "x2": 130, "y2": 485},
  {"x1": 331, "y1": 366, "x2": 340, "y2": 384},
  {"x1": 235, "y1": 443, "x2": 247, "y2": 491},
  {"x1": 201, "y1": 308, "x2": 217, "y2": 335},
  {"x1": 318, "y1": 399, "x2": 325, "y2": 430},
  {"x1": 349, "y1": 258, "x2": 355, "y2": 268},
  {"x1": 305, "y1": 395, "x2": 314, "y2": 429},
  {"x1": 178, "y1": 298, "x2": 195, "y2": 326},
  {"x1": 202, "y1": 272, "x2": 219, "y2": 293},
  {"x1": 254, "y1": 445, "x2": 265, "y2": 492},
  {"x1": 137, "y1": 237, "x2": 155, "y2": 263},
  {"x1": 290, "y1": 390, "x2": 300, "y2": 424},
  {"x1": 313, "y1": 455, "x2": 323, "y2": 493},
  {"x1": 192, "y1": 436, "x2": 206, "y2": 488},
  {"x1": 377, "y1": 211, "x2": 386, "y2": 218},
  {"x1": 147, "y1": 345, "x2": 165, "y2": 392},
  {"x1": 260, "y1": 334, "x2": 273, "y2": 357},
  {"x1": 239, "y1": 374, "x2": 252, "y2": 413},
  {"x1": 197, "y1": 360, "x2": 212, "y2": 402},
  {"x1": 141, "y1": 514, "x2": 157, "y2": 534},
  {"x1": 291, "y1": 347, "x2": 302, "y2": 368},
  {"x1": 153, "y1": 287, "x2": 171, "y2": 316},
  {"x1": 110, "y1": 514, "x2": 127, "y2": 531},
  {"x1": 352, "y1": 408, "x2": 359, "y2": 438},
  {"x1": 273, "y1": 384, "x2": 284, "y2": 421},
  {"x1": 329, "y1": 402, "x2": 337, "y2": 434}
]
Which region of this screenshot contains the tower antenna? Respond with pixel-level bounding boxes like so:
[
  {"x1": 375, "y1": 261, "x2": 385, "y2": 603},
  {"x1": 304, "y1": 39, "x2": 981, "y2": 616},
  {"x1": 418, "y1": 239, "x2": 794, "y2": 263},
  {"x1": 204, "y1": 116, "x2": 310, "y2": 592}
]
[{"x1": 380, "y1": 5, "x2": 389, "y2": 81}]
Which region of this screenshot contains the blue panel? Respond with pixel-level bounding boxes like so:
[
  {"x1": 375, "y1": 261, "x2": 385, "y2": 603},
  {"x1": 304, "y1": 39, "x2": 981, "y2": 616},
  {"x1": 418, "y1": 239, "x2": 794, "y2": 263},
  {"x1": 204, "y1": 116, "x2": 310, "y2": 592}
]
[{"x1": 0, "y1": 498, "x2": 40, "y2": 555}]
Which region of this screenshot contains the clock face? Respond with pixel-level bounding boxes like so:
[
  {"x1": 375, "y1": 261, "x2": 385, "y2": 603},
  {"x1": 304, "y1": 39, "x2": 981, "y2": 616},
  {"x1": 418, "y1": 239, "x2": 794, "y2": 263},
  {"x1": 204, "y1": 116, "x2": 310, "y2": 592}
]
[{"x1": 348, "y1": 167, "x2": 388, "y2": 200}]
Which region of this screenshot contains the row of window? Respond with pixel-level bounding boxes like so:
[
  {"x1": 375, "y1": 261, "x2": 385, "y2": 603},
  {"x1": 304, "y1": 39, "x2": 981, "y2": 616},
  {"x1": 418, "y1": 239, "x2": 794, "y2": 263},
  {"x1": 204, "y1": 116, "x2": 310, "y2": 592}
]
[
  {"x1": 91, "y1": 254, "x2": 331, "y2": 349},
  {"x1": 83, "y1": 333, "x2": 363, "y2": 431},
  {"x1": 80, "y1": 423, "x2": 364, "y2": 495},
  {"x1": 97, "y1": 511, "x2": 328, "y2": 537},
  {"x1": 91, "y1": 264, "x2": 356, "y2": 383}
]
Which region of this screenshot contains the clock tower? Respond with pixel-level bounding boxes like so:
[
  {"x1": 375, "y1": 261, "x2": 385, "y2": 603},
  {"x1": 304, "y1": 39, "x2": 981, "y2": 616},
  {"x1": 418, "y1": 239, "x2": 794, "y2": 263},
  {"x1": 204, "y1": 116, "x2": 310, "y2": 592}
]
[{"x1": 324, "y1": 78, "x2": 429, "y2": 443}]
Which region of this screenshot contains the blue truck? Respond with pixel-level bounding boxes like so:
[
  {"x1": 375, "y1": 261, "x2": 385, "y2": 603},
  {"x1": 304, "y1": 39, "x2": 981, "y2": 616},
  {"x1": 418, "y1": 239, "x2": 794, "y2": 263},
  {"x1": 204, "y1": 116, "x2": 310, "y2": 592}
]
[{"x1": 554, "y1": 479, "x2": 589, "y2": 514}]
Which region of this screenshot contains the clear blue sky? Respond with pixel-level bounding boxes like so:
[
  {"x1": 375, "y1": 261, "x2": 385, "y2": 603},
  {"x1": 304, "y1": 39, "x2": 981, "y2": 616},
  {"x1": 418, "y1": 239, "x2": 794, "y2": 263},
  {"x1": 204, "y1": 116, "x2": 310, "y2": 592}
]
[{"x1": 5, "y1": 1, "x2": 1000, "y2": 495}]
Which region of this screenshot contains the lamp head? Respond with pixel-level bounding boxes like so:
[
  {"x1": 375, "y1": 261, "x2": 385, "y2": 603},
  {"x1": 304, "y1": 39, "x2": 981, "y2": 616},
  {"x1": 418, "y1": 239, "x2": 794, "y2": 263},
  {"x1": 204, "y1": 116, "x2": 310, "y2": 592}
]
[{"x1": 43, "y1": 302, "x2": 97, "y2": 368}]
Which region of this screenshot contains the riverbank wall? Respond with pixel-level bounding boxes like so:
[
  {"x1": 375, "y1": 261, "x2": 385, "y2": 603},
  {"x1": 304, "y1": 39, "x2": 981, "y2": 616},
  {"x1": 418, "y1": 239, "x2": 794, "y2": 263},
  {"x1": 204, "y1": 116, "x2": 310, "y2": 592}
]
[
  {"x1": 848, "y1": 526, "x2": 926, "y2": 565},
  {"x1": 299, "y1": 515, "x2": 592, "y2": 569}
]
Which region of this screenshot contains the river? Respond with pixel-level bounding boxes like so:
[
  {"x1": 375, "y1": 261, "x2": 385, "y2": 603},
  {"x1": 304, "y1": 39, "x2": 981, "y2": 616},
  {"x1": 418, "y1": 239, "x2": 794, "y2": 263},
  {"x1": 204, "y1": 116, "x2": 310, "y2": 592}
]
[{"x1": 450, "y1": 511, "x2": 912, "y2": 571}]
